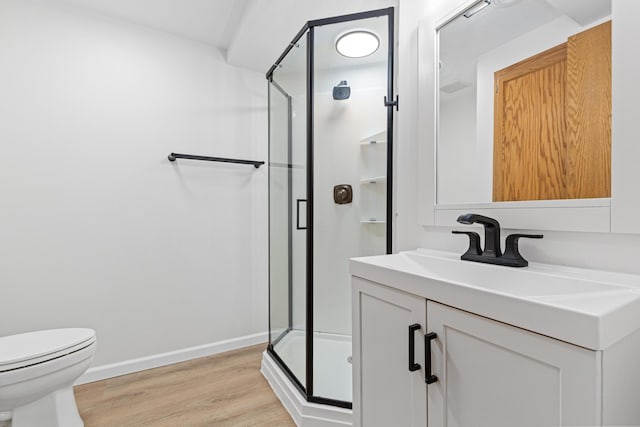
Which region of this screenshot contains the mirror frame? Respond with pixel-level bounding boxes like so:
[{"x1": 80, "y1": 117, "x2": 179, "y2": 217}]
[{"x1": 417, "y1": 0, "x2": 640, "y2": 233}]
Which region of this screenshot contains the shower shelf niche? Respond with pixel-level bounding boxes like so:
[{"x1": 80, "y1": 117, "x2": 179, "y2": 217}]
[
  {"x1": 359, "y1": 131, "x2": 387, "y2": 145},
  {"x1": 360, "y1": 176, "x2": 387, "y2": 184},
  {"x1": 360, "y1": 131, "x2": 387, "y2": 225}
]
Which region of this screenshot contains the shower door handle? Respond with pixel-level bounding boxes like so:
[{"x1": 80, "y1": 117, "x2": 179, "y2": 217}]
[
  {"x1": 384, "y1": 95, "x2": 399, "y2": 111},
  {"x1": 296, "y1": 199, "x2": 307, "y2": 230}
]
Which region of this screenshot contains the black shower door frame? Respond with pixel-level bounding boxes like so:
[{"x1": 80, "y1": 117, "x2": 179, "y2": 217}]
[{"x1": 266, "y1": 6, "x2": 396, "y2": 410}]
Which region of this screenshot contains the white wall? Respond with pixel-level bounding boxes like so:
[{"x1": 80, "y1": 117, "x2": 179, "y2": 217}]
[
  {"x1": 393, "y1": 0, "x2": 432, "y2": 252},
  {"x1": 437, "y1": 90, "x2": 479, "y2": 204},
  {"x1": 395, "y1": 0, "x2": 640, "y2": 277},
  {"x1": 0, "y1": 0, "x2": 267, "y2": 367}
]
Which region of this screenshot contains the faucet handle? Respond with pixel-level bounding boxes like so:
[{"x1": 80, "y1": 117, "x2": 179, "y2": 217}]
[
  {"x1": 503, "y1": 234, "x2": 543, "y2": 267},
  {"x1": 452, "y1": 231, "x2": 482, "y2": 257}
]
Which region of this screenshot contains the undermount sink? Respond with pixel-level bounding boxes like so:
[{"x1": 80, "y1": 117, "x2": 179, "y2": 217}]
[
  {"x1": 350, "y1": 249, "x2": 640, "y2": 350},
  {"x1": 401, "y1": 250, "x2": 628, "y2": 298}
]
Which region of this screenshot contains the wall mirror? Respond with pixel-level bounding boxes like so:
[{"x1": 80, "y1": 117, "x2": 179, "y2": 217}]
[{"x1": 436, "y1": 0, "x2": 611, "y2": 206}]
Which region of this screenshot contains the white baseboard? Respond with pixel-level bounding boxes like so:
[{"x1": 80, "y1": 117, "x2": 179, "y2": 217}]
[
  {"x1": 261, "y1": 350, "x2": 352, "y2": 427},
  {"x1": 76, "y1": 332, "x2": 268, "y2": 385}
]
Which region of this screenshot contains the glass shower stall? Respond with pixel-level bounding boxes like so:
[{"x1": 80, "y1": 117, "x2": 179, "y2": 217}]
[{"x1": 267, "y1": 8, "x2": 395, "y2": 408}]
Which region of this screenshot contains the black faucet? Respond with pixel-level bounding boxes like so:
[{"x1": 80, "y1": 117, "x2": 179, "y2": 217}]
[
  {"x1": 452, "y1": 214, "x2": 543, "y2": 267},
  {"x1": 455, "y1": 213, "x2": 502, "y2": 258}
]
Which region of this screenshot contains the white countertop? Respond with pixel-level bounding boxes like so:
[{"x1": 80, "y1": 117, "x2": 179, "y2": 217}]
[{"x1": 350, "y1": 249, "x2": 640, "y2": 350}]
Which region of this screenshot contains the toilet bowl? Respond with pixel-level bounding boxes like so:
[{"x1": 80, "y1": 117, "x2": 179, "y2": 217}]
[{"x1": 0, "y1": 328, "x2": 96, "y2": 427}]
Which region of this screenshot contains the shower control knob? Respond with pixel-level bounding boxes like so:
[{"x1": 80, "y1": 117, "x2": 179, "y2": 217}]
[{"x1": 333, "y1": 184, "x2": 353, "y2": 205}]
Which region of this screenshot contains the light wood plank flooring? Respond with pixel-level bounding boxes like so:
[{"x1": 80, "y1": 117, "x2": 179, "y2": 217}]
[{"x1": 75, "y1": 344, "x2": 295, "y2": 426}]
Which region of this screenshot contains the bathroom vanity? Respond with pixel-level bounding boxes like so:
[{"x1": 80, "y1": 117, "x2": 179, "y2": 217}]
[{"x1": 351, "y1": 249, "x2": 640, "y2": 427}]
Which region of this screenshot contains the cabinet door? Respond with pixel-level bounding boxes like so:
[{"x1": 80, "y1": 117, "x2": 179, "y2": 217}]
[
  {"x1": 493, "y1": 42, "x2": 568, "y2": 202},
  {"x1": 427, "y1": 301, "x2": 601, "y2": 427},
  {"x1": 352, "y1": 277, "x2": 427, "y2": 427}
]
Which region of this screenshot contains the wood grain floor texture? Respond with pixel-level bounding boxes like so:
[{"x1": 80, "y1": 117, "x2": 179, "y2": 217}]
[{"x1": 74, "y1": 344, "x2": 295, "y2": 427}]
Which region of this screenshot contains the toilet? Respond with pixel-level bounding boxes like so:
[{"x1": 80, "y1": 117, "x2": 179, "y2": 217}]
[{"x1": 0, "y1": 328, "x2": 96, "y2": 427}]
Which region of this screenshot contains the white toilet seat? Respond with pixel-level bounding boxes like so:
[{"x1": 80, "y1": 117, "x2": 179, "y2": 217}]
[
  {"x1": 0, "y1": 329, "x2": 96, "y2": 373},
  {"x1": 0, "y1": 329, "x2": 96, "y2": 388}
]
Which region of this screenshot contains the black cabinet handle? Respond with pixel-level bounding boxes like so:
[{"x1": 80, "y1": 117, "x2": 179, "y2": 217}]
[
  {"x1": 424, "y1": 332, "x2": 438, "y2": 384},
  {"x1": 408, "y1": 324, "x2": 422, "y2": 372}
]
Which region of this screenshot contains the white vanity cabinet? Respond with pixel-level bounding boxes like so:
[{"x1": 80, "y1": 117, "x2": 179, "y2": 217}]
[
  {"x1": 352, "y1": 276, "x2": 603, "y2": 427},
  {"x1": 426, "y1": 300, "x2": 599, "y2": 427}
]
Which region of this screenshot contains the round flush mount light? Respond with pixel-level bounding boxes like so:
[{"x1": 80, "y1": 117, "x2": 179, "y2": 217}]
[{"x1": 336, "y1": 30, "x2": 380, "y2": 58}]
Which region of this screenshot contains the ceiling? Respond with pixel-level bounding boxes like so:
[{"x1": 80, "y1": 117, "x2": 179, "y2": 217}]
[
  {"x1": 57, "y1": 0, "x2": 398, "y2": 73},
  {"x1": 226, "y1": 0, "x2": 396, "y2": 73},
  {"x1": 61, "y1": 0, "x2": 249, "y2": 50}
]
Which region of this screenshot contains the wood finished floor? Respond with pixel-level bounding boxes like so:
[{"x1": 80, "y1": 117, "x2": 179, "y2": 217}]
[{"x1": 74, "y1": 344, "x2": 295, "y2": 427}]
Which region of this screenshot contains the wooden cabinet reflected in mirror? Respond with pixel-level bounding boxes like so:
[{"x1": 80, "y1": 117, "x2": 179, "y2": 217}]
[{"x1": 493, "y1": 21, "x2": 611, "y2": 202}]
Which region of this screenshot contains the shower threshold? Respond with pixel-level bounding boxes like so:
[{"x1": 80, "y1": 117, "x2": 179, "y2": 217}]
[{"x1": 261, "y1": 331, "x2": 353, "y2": 426}]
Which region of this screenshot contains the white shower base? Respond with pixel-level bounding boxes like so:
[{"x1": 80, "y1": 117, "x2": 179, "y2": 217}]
[
  {"x1": 273, "y1": 330, "x2": 352, "y2": 402},
  {"x1": 261, "y1": 330, "x2": 353, "y2": 426}
]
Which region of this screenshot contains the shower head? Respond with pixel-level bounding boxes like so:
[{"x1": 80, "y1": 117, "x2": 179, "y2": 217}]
[{"x1": 333, "y1": 80, "x2": 351, "y2": 100}]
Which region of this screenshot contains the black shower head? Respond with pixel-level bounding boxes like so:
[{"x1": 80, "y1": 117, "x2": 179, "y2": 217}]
[{"x1": 333, "y1": 80, "x2": 350, "y2": 100}]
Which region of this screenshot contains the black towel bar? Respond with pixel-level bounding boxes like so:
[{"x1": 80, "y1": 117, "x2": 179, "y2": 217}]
[{"x1": 168, "y1": 153, "x2": 264, "y2": 168}]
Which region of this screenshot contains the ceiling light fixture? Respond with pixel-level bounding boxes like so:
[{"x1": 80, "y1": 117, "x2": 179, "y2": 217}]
[
  {"x1": 336, "y1": 30, "x2": 380, "y2": 58},
  {"x1": 464, "y1": 0, "x2": 491, "y2": 18},
  {"x1": 492, "y1": 0, "x2": 523, "y2": 7}
]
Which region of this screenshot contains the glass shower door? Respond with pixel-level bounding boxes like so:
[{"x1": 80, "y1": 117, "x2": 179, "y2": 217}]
[
  {"x1": 268, "y1": 32, "x2": 308, "y2": 391},
  {"x1": 311, "y1": 12, "x2": 393, "y2": 405}
]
